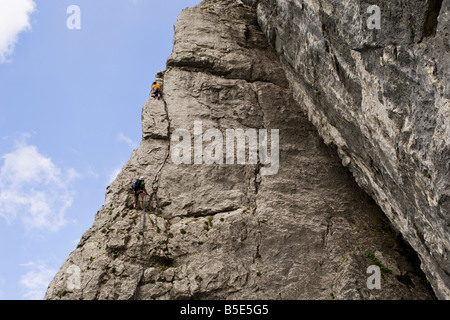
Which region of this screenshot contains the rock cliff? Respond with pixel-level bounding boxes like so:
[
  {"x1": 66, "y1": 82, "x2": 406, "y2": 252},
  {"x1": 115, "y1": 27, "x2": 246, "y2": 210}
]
[
  {"x1": 45, "y1": 0, "x2": 444, "y2": 300},
  {"x1": 257, "y1": 0, "x2": 449, "y2": 299}
]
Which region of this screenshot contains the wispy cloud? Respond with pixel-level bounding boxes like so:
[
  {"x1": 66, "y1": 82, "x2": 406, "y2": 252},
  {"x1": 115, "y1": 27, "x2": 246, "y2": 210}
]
[
  {"x1": 109, "y1": 133, "x2": 138, "y2": 184},
  {"x1": 128, "y1": 0, "x2": 143, "y2": 5},
  {"x1": 117, "y1": 133, "x2": 138, "y2": 149},
  {"x1": 108, "y1": 167, "x2": 122, "y2": 184},
  {"x1": 0, "y1": 139, "x2": 78, "y2": 232},
  {"x1": 0, "y1": 0, "x2": 36, "y2": 63},
  {"x1": 19, "y1": 261, "x2": 56, "y2": 300},
  {"x1": 0, "y1": 277, "x2": 5, "y2": 299}
]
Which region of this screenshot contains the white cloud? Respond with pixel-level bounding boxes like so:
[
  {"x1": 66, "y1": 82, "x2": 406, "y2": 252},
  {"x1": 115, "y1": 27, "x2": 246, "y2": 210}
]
[
  {"x1": 0, "y1": 0, "x2": 36, "y2": 63},
  {"x1": 19, "y1": 261, "x2": 56, "y2": 300},
  {"x1": 108, "y1": 167, "x2": 122, "y2": 184},
  {"x1": 0, "y1": 277, "x2": 5, "y2": 299},
  {"x1": 110, "y1": 133, "x2": 137, "y2": 184},
  {"x1": 0, "y1": 140, "x2": 77, "y2": 232},
  {"x1": 117, "y1": 132, "x2": 138, "y2": 149}
]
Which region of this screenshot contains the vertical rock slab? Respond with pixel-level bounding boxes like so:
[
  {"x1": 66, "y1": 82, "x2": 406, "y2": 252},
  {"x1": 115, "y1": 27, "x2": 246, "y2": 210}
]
[{"x1": 257, "y1": 0, "x2": 449, "y2": 298}]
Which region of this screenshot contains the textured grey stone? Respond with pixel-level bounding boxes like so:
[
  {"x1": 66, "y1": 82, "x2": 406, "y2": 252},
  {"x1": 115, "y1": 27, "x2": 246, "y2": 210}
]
[
  {"x1": 257, "y1": 0, "x2": 449, "y2": 299},
  {"x1": 45, "y1": 0, "x2": 438, "y2": 300}
]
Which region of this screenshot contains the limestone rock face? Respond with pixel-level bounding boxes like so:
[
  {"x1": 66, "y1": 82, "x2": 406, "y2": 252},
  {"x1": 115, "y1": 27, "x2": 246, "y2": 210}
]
[
  {"x1": 45, "y1": 0, "x2": 436, "y2": 300},
  {"x1": 257, "y1": 0, "x2": 449, "y2": 299}
]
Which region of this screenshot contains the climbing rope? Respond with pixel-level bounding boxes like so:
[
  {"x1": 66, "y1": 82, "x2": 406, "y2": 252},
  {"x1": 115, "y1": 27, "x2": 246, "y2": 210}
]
[
  {"x1": 132, "y1": 92, "x2": 171, "y2": 300},
  {"x1": 133, "y1": 193, "x2": 149, "y2": 300}
]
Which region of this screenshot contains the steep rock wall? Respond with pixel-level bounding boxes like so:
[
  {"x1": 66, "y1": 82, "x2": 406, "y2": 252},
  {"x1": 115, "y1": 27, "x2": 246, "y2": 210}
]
[
  {"x1": 257, "y1": 0, "x2": 449, "y2": 299},
  {"x1": 45, "y1": 0, "x2": 436, "y2": 300}
]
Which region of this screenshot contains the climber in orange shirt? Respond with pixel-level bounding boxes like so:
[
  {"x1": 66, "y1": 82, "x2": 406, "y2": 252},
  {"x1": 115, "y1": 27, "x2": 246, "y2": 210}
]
[{"x1": 151, "y1": 82, "x2": 162, "y2": 100}]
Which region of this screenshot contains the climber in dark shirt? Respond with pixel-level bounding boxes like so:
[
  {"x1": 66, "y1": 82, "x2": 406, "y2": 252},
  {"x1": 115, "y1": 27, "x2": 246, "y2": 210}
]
[{"x1": 132, "y1": 176, "x2": 148, "y2": 210}]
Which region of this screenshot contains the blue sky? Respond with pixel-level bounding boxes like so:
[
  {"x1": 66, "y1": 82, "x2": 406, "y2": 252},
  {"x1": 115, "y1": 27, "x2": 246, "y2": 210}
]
[{"x1": 0, "y1": 0, "x2": 201, "y2": 300}]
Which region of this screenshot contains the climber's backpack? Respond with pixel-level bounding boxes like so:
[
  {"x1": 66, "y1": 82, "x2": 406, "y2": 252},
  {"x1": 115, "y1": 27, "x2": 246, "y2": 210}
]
[{"x1": 132, "y1": 180, "x2": 144, "y2": 191}]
